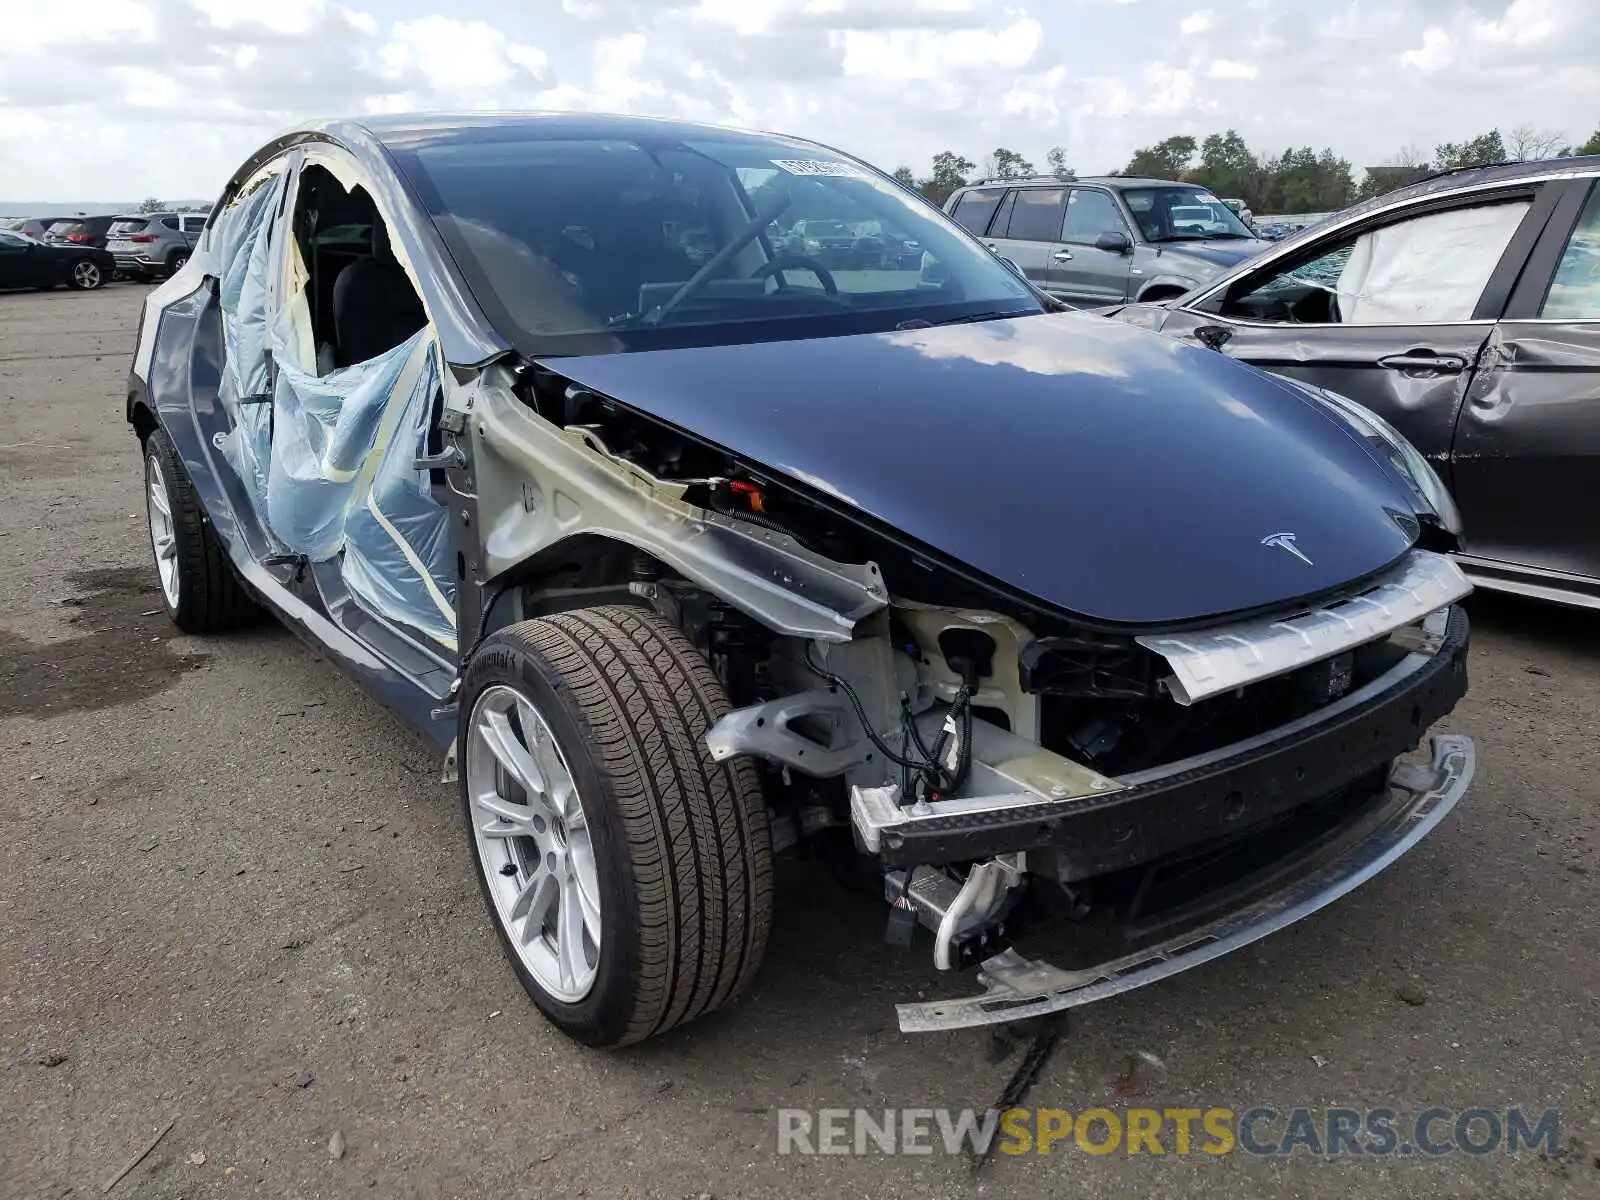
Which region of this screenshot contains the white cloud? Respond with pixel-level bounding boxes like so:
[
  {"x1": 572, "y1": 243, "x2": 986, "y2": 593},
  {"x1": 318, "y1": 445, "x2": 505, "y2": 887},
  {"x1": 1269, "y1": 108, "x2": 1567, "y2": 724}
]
[
  {"x1": 1141, "y1": 62, "x2": 1197, "y2": 115},
  {"x1": 1, "y1": 0, "x2": 1598, "y2": 203},
  {"x1": 1473, "y1": 0, "x2": 1563, "y2": 46},
  {"x1": 377, "y1": 17, "x2": 548, "y2": 92},
  {"x1": 7, "y1": 0, "x2": 155, "y2": 47},
  {"x1": 1400, "y1": 27, "x2": 1454, "y2": 72},
  {"x1": 193, "y1": 0, "x2": 327, "y2": 35},
  {"x1": 839, "y1": 18, "x2": 1042, "y2": 80},
  {"x1": 1207, "y1": 58, "x2": 1256, "y2": 80}
]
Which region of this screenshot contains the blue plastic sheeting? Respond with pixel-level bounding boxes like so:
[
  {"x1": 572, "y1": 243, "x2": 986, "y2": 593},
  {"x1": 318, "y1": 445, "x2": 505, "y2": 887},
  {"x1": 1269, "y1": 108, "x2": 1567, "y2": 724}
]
[
  {"x1": 265, "y1": 332, "x2": 424, "y2": 561},
  {"x1": 340, "y1": 342, "x2": 459, "y2": 649},
  {"x1": 211, "y1": 180, "x2": 457, "y2": 650},
  {"x1": 214, "y1": 177, "x2": 285, "y2": 523},
  {"x1": 265, "y1": 332, "x2": 457, "y2": 649}
]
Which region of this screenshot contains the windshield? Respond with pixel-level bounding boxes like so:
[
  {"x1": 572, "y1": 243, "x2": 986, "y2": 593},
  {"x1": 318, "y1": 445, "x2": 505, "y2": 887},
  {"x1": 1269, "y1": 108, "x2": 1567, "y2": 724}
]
[
  {"x1": 390, "y1": 132, "x2": 1041, "y2": 355},
  {"x1": 1121, "y1": 187, "x2": 1256, "y2": 242}
]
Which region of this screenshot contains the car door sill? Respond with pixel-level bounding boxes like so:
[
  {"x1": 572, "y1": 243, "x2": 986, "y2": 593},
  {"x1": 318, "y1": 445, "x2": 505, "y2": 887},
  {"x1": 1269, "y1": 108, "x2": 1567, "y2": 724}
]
[{"x1": 1453, "y1": 552, "x2": 1600, "y2": 610}]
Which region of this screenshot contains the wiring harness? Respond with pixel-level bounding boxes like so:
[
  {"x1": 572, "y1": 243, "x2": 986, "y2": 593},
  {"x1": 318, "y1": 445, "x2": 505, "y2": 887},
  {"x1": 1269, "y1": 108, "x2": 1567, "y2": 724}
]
[{"x1": 804, "y1": 645, "x2": 973, "y2": 806}]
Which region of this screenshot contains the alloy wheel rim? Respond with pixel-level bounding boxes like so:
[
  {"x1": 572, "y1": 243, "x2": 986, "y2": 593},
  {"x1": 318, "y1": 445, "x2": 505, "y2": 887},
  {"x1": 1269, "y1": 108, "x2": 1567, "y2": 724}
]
[
  {"x1": 75, "y1": 261, "x2": 100, "y2": 287},
  {"x1": 466, "y1": 684, "x2": 602, "y2": 1003},
  {"x1": 146, "y1": 455, "x2": 179, "y2": 607}
]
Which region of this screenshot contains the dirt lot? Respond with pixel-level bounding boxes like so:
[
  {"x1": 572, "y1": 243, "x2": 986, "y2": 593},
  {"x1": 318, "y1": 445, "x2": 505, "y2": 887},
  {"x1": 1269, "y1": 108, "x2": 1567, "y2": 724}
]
[{"x1": 1, "y1": 285, "x2": 1597, "y2": 1199}]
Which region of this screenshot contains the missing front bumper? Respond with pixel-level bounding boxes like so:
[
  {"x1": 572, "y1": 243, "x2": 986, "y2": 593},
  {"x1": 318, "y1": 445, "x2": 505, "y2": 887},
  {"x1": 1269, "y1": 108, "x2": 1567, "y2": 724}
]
[{"x1": 894, "y1": 732, "x2": 1474, "y2": 1033}]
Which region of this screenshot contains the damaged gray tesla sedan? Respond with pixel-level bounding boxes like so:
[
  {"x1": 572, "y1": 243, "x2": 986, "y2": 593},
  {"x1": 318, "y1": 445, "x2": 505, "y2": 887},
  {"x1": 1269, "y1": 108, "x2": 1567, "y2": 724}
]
[{"x1": 128, "y1": 113, "x2": 1475, "y2": 1047}]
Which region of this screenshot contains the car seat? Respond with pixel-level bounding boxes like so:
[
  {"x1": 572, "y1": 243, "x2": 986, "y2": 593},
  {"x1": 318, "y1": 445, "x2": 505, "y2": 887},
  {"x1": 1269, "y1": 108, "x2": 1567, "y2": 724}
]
[{"x1": 331, "y1": 221, "x2": 427, "y2": 366}]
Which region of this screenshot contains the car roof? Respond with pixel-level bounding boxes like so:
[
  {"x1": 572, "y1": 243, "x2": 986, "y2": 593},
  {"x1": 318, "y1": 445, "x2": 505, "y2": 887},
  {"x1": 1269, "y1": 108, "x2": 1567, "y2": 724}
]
[
  {"x1": 337, "y1": 110, "x2": 820, "y2": 153},
  {"x1": 953, "y1": 175, "x2": 1190, "y2": 195},
  {"x1": 1363, "y1": 155, "x2": 1600, "y2": 206}
]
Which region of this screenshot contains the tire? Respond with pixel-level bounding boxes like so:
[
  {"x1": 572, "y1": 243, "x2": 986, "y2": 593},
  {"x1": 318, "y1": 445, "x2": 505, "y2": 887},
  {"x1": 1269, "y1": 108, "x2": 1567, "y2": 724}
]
[
  {"x1": 67, "y1": 259, "x2": 105, "y2": 290},
  {"x1": 166, "y1": 250, "x2": 189, "y2": 276},
  {"x1": 459, "y1": 605, "x2": 773, "y2": 1047},
  {"x1": 143, "y1": 426, "x2": 258, "y2": 633}
]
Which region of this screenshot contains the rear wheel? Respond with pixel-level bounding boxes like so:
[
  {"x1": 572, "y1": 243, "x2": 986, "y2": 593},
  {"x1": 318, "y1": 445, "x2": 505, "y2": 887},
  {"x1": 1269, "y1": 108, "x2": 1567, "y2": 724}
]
[
  {"x1": 66, "y1": 259, "x2": 104, "y2": 289},
  {"x1": 67, "y1": 259, "x2": 104, "y2": 290},
  {"x1": 166, "y1": 250, "x2": 189, "y2": 276},
  {"x1": 143, "y1": 427, "x2": 258, "y2": 633},
  {"x1": 459, "y1": 606, "x2": 772, "y2": 1047}
]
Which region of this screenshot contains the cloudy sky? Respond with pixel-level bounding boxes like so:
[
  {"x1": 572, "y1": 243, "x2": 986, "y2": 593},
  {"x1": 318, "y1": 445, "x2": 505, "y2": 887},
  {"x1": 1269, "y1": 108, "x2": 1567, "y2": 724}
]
[{"x1": 1, "y1": 0, "x2": 1596, "y2": 201}]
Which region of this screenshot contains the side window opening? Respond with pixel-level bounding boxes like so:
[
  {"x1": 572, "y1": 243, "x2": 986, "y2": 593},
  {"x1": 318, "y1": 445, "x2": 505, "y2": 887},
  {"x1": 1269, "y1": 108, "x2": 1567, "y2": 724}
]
[
  {"x1": 951, "y1": 189, "x2": 1003, "y2": 235},
  {"x1": 988, "y1": 191, "x2": 1017, "y2": 238},
  {"x1": 1002, "y1": 188, "x2": 1066, "y2": 242},
  {"x1": 289, "y1": 164, "x2": 427, "y2": 374},
  {"x1": 1541, "y1": 185, "x2": 1600, "y2": 319},
  {"x1": 1061, "y1": 190, "x2": 1124, "y2": 245},
  {"x1": 1220, "y1": 199, "x2": 1531, "y2": 325}
]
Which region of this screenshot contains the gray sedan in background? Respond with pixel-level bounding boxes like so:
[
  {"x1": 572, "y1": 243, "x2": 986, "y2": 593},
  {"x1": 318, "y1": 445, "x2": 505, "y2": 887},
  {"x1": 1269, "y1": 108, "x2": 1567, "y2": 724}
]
[{"x1": 944, "y1": 176, "x2": 1271, "y2": 307}]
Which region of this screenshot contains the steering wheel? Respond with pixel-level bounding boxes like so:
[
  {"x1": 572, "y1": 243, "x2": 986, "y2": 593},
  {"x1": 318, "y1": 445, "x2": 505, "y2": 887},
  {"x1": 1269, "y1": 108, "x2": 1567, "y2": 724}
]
[{"x1": 752, "y1": 256, "x2": 839, "y2": 295}]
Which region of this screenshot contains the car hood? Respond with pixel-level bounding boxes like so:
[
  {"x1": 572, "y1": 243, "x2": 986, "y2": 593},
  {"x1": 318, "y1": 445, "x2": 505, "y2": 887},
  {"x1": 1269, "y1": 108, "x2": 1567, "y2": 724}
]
[
  {"x1": 1151, "y1": 239, "x2": 1270, "y2": 270},
  {"x1": 544, "y1": 313, "x2": 1420, "y2": 626}
]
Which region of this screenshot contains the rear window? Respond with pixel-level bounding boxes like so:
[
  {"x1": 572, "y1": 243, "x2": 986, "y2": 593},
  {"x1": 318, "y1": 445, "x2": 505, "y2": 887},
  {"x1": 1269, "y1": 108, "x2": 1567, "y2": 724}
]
[
  {"x1": 108, "y1": 220, "x2": 146, "y2": 237},
  {"x1": 51, "y1": 222, "x2": 89, "y2": 236},
  {"x1": 1001, "y1": 188, "x2": 1067, "y2": 241},
  {"x1": 950, "y1": 189, "x2": 1003, "y2": 234}
]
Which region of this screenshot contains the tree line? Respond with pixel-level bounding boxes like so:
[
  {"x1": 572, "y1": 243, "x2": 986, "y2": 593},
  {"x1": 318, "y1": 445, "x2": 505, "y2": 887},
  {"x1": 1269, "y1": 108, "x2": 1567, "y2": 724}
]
[{"x1": 895, "y1": 123, "x2": 1600, "y2": 213}]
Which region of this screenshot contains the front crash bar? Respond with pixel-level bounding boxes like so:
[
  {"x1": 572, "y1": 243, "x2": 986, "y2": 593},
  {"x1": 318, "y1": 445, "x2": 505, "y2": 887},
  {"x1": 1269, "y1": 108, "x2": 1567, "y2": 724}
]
[{"x1": 895, "y1": 732, "x2": 1474, "y2": 1033}]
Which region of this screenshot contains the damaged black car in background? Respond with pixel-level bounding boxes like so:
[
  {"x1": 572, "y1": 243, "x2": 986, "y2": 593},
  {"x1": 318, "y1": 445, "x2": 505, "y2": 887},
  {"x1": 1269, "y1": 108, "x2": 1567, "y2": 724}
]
[
  {"x1": 128, "y1": 113, "x2": 1474, "y2": 1047},
  {"x1": 1112, "y1": 155, "x2": 1600, "y2": 611}
]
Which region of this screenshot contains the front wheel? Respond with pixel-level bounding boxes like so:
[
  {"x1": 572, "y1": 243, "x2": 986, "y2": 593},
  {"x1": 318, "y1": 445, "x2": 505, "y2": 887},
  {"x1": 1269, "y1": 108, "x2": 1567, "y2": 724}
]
[
  {"x1": 67, "y1": 259, "x2": 105, "y2": 290},
  {"x1": 143, "y1": 427, "x2": 258, "y2": 632},
  {"x1": 459, "y1": 606, "x2": 772, "y2": 1047}
]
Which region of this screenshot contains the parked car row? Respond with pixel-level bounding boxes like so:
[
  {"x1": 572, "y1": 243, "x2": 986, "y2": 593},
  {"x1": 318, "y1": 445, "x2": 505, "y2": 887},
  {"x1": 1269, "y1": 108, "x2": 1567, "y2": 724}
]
[
  {"x1": 0, "y1": 210, "x2": 206, "y2": 289},
  {"x1": 764, "y1": 217, "x2": 923, "y2": 268}
]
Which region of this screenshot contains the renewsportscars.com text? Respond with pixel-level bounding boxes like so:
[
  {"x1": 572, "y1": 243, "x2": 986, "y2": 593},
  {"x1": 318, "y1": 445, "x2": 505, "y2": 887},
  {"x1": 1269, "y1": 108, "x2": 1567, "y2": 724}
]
[{"x1": 775, "y1": 1106, "x2": 1560, "y2": 1158}]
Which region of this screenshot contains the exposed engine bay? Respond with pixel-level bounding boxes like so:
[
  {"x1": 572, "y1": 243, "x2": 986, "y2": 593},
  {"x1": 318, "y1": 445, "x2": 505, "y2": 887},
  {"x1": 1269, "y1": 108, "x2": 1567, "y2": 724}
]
[{"x1": 456, "y1": 358, "x2": 1475, "y2": 1032}]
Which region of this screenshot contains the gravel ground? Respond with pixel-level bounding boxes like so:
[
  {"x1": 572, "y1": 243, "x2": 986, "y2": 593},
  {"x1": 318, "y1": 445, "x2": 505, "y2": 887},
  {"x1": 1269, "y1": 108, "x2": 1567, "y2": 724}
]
[{"x1": 1, "y1": 285, "x2": 1596, "y2": 1199}]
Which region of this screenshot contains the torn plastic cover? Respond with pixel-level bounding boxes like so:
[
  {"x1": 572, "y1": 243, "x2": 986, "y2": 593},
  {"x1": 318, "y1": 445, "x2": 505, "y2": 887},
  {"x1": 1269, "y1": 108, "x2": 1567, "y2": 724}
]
[
  {"x1": 210, "y1": 179, "x2": 457, "y2": 650},
  {"x1": 338, "y1": 337, "x2": 459, "y2": 650},
  {"x1": 216, "y1": 177, "x2": 286, "y2": 518}
]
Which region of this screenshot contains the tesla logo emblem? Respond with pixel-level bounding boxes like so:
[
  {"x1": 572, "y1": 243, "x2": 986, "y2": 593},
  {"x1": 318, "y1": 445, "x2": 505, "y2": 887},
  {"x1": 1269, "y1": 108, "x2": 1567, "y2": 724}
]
[{"x1": 1261, "y1": 532, "x2": 1313, "y2": 565}]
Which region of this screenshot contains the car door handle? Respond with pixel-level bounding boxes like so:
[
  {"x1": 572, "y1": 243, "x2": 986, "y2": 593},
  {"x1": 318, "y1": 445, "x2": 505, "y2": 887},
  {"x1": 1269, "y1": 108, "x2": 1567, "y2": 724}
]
[
  {"x1": 1051, "y1": 250, "x2": 1073, "y2": 261},
  {"x1": 1376, "y1": 351, "x2": 1466, "y2": 374}
]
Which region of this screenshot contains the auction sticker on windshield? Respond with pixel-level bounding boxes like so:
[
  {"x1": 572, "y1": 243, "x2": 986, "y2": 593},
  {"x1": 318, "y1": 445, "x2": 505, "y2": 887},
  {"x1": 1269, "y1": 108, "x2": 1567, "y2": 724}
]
[{"x1": 771, "y1": 159, "x2": 867, "y2": 178}]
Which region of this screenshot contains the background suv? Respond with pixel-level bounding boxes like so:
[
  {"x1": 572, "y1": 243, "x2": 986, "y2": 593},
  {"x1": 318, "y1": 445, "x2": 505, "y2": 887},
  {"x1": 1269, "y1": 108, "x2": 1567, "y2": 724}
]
[
  {"x1": 106, "y1": 213, "x2": 205, "y2": 280},
  {"x1": 43, "y1": 214, "x2": 129, "y2": 251},
  {"x1": 944, "y1": 176, "x2": 1270, "y2": 307},
  {"x1": 1, "y1": 216, "x2": 71, "y2": 241}
]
